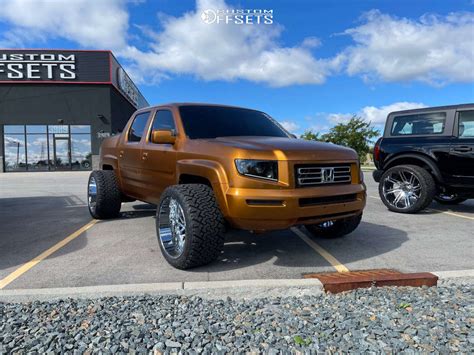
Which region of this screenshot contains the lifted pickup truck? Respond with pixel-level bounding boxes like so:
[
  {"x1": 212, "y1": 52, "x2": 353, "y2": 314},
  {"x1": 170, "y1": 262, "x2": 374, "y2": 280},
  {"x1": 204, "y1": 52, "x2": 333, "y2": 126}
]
[{"x1": 88, "y1": 103, "x2": 366, "y2": 269}]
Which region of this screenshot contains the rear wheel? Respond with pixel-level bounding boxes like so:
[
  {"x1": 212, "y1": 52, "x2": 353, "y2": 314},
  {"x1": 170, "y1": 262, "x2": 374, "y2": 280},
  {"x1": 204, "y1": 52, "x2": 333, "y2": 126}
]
[
  {"x1": 156, "y1": 184, "x2": 225, "y2": 269},
  {"x1": 434, "y1": 192, "x2": 467, "y2": 205},
  {"x1": 378, "y1": 165, "x2": 435, "y2": 213},
  {"x1": 87, "y1": 170, "x2": 122, "y2": 219},
  {"x1": 306, "y1": 213, "x2": 362, "y2": 238}
]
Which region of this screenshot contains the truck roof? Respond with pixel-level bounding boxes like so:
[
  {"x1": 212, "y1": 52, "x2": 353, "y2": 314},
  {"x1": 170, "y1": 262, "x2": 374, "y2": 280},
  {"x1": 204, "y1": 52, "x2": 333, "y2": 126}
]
[
  {"x1": 389, "y1": 103, "x2": 474, "y2": 117},
  {"x1": 135, "y1": 102, "x2": 258, "y2": 112}
]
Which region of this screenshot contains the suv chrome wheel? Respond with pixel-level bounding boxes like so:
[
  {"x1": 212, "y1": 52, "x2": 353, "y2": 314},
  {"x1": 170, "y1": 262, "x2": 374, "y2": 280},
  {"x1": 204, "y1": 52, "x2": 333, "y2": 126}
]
[
  {"x1": 158, "y1": 197, "x2": 187, "y2": 258},
  {"x1": 88, "y1": 176, "x2": 97, "y2": 214},
  {"x1": 382, "y1": 170, "x2": 421, "y2": 209}
]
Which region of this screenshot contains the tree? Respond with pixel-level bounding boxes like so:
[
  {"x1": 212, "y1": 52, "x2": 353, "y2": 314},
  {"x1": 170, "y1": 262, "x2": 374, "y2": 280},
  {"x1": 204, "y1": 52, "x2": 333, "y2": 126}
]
[
  {"x1": 300, "y1": 130, "x2": 322, "y2": 141},
  {"x1": 301, "y1": 116, "x2": 379, "y2": 163}
]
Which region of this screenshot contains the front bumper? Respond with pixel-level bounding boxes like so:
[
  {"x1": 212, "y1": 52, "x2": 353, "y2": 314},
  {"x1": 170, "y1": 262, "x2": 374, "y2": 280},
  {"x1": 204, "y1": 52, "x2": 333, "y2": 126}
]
[{"x1": 223, "y1": 183, "x2": 366, "y2": 231}]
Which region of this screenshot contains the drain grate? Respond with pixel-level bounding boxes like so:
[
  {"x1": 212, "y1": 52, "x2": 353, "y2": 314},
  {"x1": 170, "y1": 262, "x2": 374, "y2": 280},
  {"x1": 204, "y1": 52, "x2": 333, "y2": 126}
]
[{"x1": 303, "y1": 269, "x2": 438, "y2": 293}]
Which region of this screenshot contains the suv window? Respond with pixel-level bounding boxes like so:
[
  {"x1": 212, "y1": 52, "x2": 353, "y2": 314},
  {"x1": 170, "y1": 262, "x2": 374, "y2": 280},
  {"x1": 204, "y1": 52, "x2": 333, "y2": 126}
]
[
  {"x1": 128, "y1": 112, "x2": 150, "y2": 142},
  {"x1": 459, "y1": 110, "x2": 474, "y2": 138},
  {"x1": 150, "y1": 110, "x2": 176, "y2": 138},
  {"x1": 391, "y1": 112, "x2": 446, "y2": 136}
]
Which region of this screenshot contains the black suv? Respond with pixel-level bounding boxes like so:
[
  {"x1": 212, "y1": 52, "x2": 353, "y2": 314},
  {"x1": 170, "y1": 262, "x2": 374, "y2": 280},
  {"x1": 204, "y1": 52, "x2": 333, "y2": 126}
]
[{"x1": 373, "y1": 104, "x2": 474, "y2": 213}]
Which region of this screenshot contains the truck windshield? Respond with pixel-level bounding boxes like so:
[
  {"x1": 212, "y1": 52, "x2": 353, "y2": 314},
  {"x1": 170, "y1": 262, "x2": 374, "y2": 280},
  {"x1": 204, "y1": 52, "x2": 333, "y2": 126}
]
[{"x1": 179, "y1": 105, "x2": 289, "y2": 139}]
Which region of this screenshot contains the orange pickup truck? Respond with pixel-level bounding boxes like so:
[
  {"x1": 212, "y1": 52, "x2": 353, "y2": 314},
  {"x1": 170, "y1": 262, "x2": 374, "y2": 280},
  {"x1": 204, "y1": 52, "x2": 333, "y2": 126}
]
[{"x1": 88, "y1": 103, "x2": 366, "y2": 269}]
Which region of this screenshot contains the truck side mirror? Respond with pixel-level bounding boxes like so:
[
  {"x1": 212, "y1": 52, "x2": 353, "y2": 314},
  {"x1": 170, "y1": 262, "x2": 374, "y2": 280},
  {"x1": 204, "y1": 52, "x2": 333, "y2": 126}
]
[{"x1": 151, "y1": 129, "x2": 176, "y2": 144}]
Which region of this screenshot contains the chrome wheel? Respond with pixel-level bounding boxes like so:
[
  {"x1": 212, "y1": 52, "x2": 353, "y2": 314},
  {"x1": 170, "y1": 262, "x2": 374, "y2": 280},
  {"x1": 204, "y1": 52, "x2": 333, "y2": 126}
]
[
  {"x1": 382, "y1": 170, "x2": 421, "y2": 209},
  {"x1": 158, "y1": 197, "x2": 186, "y2": 258},
  {"x1": 436, "y1": 193, "x2": 458, "y2": 201},
  {"x1": 319, "y1": 220, "x2": 335, "y2": 229},
  {"x1": 88, "y1": 176, "x2": 97, "y2": 214}
]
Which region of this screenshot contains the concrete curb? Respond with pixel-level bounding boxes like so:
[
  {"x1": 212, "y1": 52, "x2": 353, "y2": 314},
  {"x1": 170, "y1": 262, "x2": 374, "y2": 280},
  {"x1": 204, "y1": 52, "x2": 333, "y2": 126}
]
[
  {"x1": 0, "y1": 279, "x2": 324, "y2": 303},
  {"x1": 432, "y1": 269, "x2": 474, "y2": 280},
  {"x1": 1, "y1": 271, "x2": 472, "y2": 303}
]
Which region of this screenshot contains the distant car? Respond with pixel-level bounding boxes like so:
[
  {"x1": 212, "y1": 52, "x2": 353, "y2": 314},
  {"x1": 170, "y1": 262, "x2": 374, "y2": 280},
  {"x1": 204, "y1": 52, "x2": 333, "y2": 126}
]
[{"x1": 373, "y1": 104, "x2": 474, "y2": 213}]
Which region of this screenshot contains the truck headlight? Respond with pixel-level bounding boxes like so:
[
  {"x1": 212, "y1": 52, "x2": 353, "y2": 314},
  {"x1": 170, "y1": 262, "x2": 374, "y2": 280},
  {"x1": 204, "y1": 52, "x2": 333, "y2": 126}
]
[{"x1": 235, "y1": 159, "x2": 278, "y2": 182}]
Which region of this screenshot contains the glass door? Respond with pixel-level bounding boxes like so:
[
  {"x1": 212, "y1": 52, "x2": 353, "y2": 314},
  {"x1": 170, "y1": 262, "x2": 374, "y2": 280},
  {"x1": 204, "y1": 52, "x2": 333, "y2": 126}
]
[{"x1": 53, "y1": 137, "x2": 71, "y2": 170}]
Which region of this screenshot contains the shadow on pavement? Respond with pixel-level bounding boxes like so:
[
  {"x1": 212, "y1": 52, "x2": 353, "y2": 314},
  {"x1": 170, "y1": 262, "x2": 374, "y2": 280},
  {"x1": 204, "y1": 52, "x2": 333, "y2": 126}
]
[
  {"x1": 0, "y1": 196, "x2": 91, "y2": 273},
  {"x1": 190, "y1": 221, "x2": 408, "y2": 273}
]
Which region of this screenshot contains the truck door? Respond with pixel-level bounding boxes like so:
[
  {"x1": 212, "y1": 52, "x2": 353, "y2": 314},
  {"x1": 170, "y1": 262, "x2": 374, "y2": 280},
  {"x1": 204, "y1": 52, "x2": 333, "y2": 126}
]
[
  {"x1": 119, "y1": 111, "x2": 152, "y2": 199},
  {"x1": 449, "y1": 110, "x2": 474, "y2": 187},
  {"x1": 141, "y1": 109, "x2": 178, "y2": 203}
]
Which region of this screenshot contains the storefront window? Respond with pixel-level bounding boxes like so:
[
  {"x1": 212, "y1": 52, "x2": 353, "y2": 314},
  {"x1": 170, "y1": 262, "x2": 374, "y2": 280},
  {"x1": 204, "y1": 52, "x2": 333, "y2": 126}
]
[
  {"x1": 71, "y1": 134, "x2": 92, "y2": 170},
  {"x1": 3, "y1": 124, "x2": 92, "y2": 172},
  {"x1": 71, "y1": 125, "x2": 91, "y2": 134},
  {"x1": 27, "y1": 133, "x2": 49, "y2": 171},
  {"x1": 4, "y1": 131, "x2": 26, "y2": 171}
]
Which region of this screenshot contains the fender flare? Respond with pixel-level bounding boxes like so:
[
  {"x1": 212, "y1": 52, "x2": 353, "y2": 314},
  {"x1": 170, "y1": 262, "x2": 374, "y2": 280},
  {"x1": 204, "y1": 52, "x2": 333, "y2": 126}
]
[
  {"x1": 101, "y1": 154, "x2": 119, "y2": 170},
  {"x1": 176, "y1": 159, "x2": 230, "y2": 215},
  {"x1": 384, "y1": 153, "x2": 443, "y2": 182}
]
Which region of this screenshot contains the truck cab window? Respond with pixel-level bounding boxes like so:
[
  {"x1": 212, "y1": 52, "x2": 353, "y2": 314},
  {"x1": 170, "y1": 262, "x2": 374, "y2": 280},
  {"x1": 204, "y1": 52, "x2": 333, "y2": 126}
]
[
  {"x1": 128, "y1": 112, "x2": 150, "y2": 142},
  {"x1": 459, "y1": 111, "x2": 474, "y2": 138},
  {"x1": 150, "y1": 110, "x2": 176, "y2": 137}
]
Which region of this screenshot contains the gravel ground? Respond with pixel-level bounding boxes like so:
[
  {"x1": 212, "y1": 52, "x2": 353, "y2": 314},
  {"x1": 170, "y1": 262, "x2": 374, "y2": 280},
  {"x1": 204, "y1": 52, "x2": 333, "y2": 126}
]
[{"x1": 1, "y1": 283, "x2": 472, "y2": 353}]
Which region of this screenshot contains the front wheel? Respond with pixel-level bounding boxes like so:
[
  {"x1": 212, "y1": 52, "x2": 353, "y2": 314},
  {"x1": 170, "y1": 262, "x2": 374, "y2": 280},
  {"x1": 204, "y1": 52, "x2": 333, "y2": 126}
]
[
  {"x1": 378, "y1": 165, "x2": 435, "y2": 213},
  {"x1": 306, "y1": 213, "x2": 362, "y2": 238},
  {"x1": 87, "y1": 170, "x2": 122, "y2": 219},
  {"x1": 434, "y1": 192, "x2": 467, "y2": 205},
  {"x1": 156, "y1": 184, "x2": 225, "y2": 269}
]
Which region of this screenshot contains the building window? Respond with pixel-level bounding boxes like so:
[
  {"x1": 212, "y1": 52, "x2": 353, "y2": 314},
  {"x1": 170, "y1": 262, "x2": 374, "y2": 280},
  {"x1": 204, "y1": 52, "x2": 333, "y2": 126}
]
[
  {"x1": 4, "y1": 126, "x2": 26, "y2": 172},
  {"x1": 3, "y1": 124, "x2": 92, "y2": 172}
]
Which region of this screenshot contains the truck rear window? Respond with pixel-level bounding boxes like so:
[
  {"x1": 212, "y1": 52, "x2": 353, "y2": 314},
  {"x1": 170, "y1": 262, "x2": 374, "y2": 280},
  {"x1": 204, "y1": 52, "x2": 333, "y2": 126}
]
[
  {"x1": 390, "y1": 112, "x2": 446, "y2": 136},
  {"x1": 178, "y1": 105, "x2": 288, "y2": 139}
]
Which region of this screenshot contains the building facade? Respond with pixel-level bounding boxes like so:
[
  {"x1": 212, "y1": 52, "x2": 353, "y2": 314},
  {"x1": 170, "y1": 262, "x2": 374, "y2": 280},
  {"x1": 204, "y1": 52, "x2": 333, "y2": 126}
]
[{"x1": 0, "y1": 49, "x2": 148, "y2": 172}]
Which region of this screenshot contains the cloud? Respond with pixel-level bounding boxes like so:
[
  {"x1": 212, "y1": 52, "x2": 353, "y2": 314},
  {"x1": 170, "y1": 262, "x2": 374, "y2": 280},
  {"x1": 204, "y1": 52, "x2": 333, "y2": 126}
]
[
  {"x1": 120, "y1": 0, "x2": 337, "y2": 86},
  {"x1": 0, "y1": 0, "x2": 130, "y2": 50},
  {"x1": 342, "y1": 10, "x2": 474, "y2": 85},
  {"x1": 0, "y1": 1, "x2": 472, "y2": 87},
  {"x1": 327, "y1": 101, "x2": 427, "y2": 125},
  {"x1": 279, "y1": 121, "x2": 300, "y2": 133}
]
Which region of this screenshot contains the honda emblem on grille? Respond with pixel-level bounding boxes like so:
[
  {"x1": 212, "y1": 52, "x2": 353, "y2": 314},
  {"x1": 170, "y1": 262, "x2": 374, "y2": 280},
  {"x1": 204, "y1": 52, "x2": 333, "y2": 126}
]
[{"x1": 321, "y1": 168, "x2": 335, "y2": 183}]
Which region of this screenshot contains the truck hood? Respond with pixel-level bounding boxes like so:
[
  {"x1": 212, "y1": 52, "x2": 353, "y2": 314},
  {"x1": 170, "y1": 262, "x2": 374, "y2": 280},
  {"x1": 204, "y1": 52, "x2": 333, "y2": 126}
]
[{"x1": 202, "y1": 136, "x2": 358, "y2": 161}]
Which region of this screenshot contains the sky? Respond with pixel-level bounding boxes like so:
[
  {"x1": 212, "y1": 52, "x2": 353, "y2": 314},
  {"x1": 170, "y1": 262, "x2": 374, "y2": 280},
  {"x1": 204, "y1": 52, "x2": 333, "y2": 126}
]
[{"x1": 0, "y1": 0, "x2": 473, "y2": 136}]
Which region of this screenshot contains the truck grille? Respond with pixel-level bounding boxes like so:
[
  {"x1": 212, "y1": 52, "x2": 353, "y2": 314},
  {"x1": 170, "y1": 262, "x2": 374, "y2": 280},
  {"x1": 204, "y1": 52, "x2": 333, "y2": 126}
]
[{"x1": 295, "y1": 164, "x2": 352, "y2": 187}]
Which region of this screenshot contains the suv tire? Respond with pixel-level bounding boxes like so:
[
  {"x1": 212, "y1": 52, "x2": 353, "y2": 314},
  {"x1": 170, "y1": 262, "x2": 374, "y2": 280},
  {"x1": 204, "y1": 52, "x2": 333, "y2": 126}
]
[
  {"x1": 379, "y1": 165, "x2": 436, "y2": 213},
  {"x1": 434, "y1": 193, "x2": 467, "y2": 205},
  {"x1": 87, "y1": 170, "x2": 122, "y2": 219},
  {"x1": 306, "y1": 213, "x2": 362, "y2": 238},
  {"x1": 156, "y1": 184, "x2": 225, "y2": 269}
]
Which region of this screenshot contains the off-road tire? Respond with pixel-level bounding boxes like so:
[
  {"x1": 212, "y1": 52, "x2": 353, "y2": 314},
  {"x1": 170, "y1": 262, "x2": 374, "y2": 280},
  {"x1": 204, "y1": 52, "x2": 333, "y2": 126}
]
[
  {"x1": 87, "y1": 170, "x2": 122, "y2": 219},
  {"x1": 378, "y1": 165, "x2": 436, "y2": 213},
  {"x1": 156, "y1": 184, "x2": 225, "y2": 269},
  {"x1": 306, "y1": 213, "x2": 362, "y2": 238},
  {"x1": 434, "y1": 193, "x2": 467, "y2": 205}
]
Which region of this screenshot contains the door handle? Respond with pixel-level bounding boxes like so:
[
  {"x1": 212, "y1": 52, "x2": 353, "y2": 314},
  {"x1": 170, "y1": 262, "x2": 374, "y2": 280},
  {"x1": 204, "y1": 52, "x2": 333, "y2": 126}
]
[
  {"x1": 119, "y1": 150, "x2": 124, "y2": 158},
  {"x1": 142, "y1": 152, "x2": 149, "y2": 160},
  {"x1": 453, "y1": 146, "x2": 472, "y2": 152}
]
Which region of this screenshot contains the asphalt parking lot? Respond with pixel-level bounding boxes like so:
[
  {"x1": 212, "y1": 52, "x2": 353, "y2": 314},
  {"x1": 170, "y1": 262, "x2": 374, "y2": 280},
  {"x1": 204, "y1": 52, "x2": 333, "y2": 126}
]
[{"x1": 0, "y1": 171, "x2": 472, "y2": 290}]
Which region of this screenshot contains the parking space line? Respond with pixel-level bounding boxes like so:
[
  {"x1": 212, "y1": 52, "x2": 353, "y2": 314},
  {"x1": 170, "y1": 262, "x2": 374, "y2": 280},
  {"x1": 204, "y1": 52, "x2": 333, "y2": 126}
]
[
  {"x1": 291, "y1": 227, "x2": 350, "y2": 273},
  {"x1": 369, "y1": 195, "x2": 473, "y2": 221},
  {"x1": 0, "y1": 220, "x2": 98, "y2": 290},
  {"x1": 427, "y1": 208, "x2": 474, "y2": 220}
]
